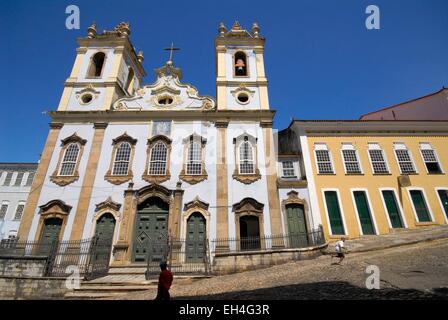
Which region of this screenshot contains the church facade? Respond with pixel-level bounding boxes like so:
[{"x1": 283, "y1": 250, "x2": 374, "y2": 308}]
[{"x1": 17, "y1": 22, "x2": 320, "y2": 266}]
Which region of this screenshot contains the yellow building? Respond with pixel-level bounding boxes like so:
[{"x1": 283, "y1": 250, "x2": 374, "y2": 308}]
[{"x1": 288, "y1": 120, "x2": 448, "y2": 240}]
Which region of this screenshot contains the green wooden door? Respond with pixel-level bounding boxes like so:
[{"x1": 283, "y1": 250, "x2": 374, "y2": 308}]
[
  {"x1": 382, "y1": 191, "x2": 404, "y2": 228},
  {"x1": 186, "y1": 213, "x2": 206, "y2": 263},
  {"x1": 324, "y1": 191, "x2": 345, "y2": 235},
  {"x1": 38, "y1": 218, "x2": 62, "y2": 255},
  {"x1": 410, "y1": 190, "x2": 431, "y2": 222},
  {"x1": 353, "y1": 191, "x2": 375, "y2": 235},
  {"x1": 437, "y1": 190, "x2": 448, "y2": 219},
  {"x1": 95, "y1": 213, "x2": 115, "y2": 243},
  {"x1": 286, "y1": 204, "x2": 308, "y2": 247},
  {"x1": 132, "y1": 198, "x2": 168, "y2": 263}
]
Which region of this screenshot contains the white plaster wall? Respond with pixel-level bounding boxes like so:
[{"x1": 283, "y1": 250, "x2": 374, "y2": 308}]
[
  {"x1": 77, "y1": 48, "x2": 115, "y2": 82},
  {"x1": 28, "y1": 124, "x2": 95, "y2": 241},
  {"x1": 225, "y1": 86, "x2": 261, "y2": 110},
  {"x1": 66, "y1": 87, "x2": 107, "y2": 111},
  {"x1": 226, "y1": 122, "x2": 271, "y2": 241}
]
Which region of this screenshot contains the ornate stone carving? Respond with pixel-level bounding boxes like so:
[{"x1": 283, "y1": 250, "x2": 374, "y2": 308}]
[
  {"x1": 178, "y1": 171, "x2": 208, "y2": 185},
  {"x1": 60, "y1": 133, "x2": 87, "y2": 146},
  {"x1": 95, "y1": 197, "x2": 122, "y2": 212},
  {"x1": 104, "y1": 173, "x2": 133, "y2": 185},
  {"x1": 232, "y1": 169, "x2": 262, "y2": 184},
  {"x1": 183, "y1": 196, "x2": 209, "y2": 212},
  {"x1": 50, "y1": 175, "x2": 80, "y2": 186},
  {"x1": 39, "y1": 200, "x2": 72, "y2": 216},
  {"x1": 232, "y1": 197, "x2": 264, "y2": 214}
]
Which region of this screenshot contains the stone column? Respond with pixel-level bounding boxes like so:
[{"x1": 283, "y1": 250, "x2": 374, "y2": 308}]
[
  {"x1": 215, "y1": 121, "x2": 229, "y2": 250},
  {"x1": 70, "y1": 123, "x2": 108, "y2": 240},
  {"x1": 18, "y1": 122, "x2": 63, "y2": 240},
  {"x1": 261, "y1": 121, "x2": 283, "y2": 242},
  {"x1": 171, "y1": 182, "x2": 184, "y2": 239},
  {"x1": 114, "y1": 182, "x2": 137, "y2": 265}
]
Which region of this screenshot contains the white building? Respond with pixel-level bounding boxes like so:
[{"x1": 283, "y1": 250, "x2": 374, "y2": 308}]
[
  {"x1": 17, "y1": 22, "x2": 321, "y2": 268},
  {"x1": 0, "y1": 163, "x2": 37, "y2": 240}
]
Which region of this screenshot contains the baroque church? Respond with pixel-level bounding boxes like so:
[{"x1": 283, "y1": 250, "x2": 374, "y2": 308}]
[{"x1": 17, "y1": 21, "x2": 319, "y2": 269}]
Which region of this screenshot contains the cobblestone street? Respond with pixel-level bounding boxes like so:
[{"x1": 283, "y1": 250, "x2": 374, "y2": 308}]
[{"x1": 117, "y1": 238, "x2": 448, "y2": 300}]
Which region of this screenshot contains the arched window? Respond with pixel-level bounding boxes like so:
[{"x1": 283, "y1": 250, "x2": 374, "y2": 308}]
[
  {"x1": 234, "y1": 51, "x2": 247, "y2": 76},
  {"x1": 112, "y1": 142, "x2": 131, "y2": 175},
  {"x1": 186, "y1": 138, "x2": 202, "y2": 175},
  {"x1": 149, "y1": 142, "x2": 168, "y2": 175},
  {"x1": 239, "y1": 139, "x2": 255, "y2": 174},
  {"x1": 124, "y1": 67, "x2": 135, "y2": 95},
  {"x1": 87, "y1": 52, "x2": 106, "y2": 77},
  {"x1": 59, "y1": 143, "x2": 80, "y2": 176}
]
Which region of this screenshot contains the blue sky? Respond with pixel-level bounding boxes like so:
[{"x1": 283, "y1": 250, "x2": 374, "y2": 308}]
[{"x1": 0, "y1": 0, "x2": 447, "y2": 162}]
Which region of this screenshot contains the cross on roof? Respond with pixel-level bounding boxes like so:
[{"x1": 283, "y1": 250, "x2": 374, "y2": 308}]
[{"x1": 164, "y1": 42, "x2": 180, "y2": 63}]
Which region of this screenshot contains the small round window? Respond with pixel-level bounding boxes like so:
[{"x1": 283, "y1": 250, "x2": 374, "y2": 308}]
[
  {"x1": 80, "y1": 93, "x2": 93, "y2": 104},
  {"x1": 237, "y1": 92, "x2": 249, "y2": 104},
  {"x1": 158, "y1": 96, "x2": 174, "y2": 105}
]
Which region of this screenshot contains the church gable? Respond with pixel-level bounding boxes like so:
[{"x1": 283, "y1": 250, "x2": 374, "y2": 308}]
[{"x1": 113, "y1": 62, "x2": 216, "y2": 111}]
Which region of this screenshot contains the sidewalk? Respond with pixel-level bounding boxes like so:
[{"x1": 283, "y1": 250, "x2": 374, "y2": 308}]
[{"x1": 324, "y1": 225, "x2": 448, "y2": 254}]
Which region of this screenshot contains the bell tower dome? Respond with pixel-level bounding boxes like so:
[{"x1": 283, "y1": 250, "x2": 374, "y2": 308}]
[
  {"x1": 57, "y1": 22, "x2": 146, "y2": 111},
  {"x1": 215, "y1": 21, "x2": 269, "y2": 110}
]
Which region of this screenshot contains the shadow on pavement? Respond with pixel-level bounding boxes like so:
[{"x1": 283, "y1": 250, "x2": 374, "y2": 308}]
[{"x1": 175, "y1": 281, "x2": 448, "y2": 300}]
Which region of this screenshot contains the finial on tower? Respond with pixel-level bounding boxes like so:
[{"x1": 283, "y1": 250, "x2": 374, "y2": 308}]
[
  {"x1": 137, "y1": 50, "x2": 144, "y2": 63},
  {"x1": 231, "y1": 21, "x2": 242, "y2": 31},
  {"x1": 218, "y1": 22, "x2": 227, "y2": 37},
  {"x1": 87, "y1": 22, "x2": 97, "y2": 38},
  {"x1": 115, "y1": 22, "x2": 131, "y2": 37},
  {"x1": 252, "y1": 22, "x2": 260, "y2": 38}
]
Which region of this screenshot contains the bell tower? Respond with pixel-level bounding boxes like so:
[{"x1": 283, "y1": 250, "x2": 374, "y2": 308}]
[
  {"x1": 215, "y1": 21, "x2": 269, "y2": 110},
  {"x1": 57, "y1": 22, "x2": 146, "y2": 111}
]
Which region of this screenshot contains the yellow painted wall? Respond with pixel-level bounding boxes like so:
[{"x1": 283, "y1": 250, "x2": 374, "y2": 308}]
[{"x1": 307, "y1": 135, "x2": 448, "y2": 239}]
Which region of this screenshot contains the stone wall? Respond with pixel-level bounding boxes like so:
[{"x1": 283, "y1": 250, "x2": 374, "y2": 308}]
[
  {"x1": 0, "y1": 256, "x2": 47, "y2": 277},
  {"x1": 212, "y1": 243, "x2": 328, "y2": 275},
  {"x1": 0, "y1": 276, "x2": 69, "y2": 299}
]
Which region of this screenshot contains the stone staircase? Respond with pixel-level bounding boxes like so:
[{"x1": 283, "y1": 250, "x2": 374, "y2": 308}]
[{"x1": 64, "y1": 265, "x2": 212, "y2": 299}]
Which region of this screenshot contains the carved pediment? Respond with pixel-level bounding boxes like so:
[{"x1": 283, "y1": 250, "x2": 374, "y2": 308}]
[
  {"x1": 232, "y1": 198, "x2": 264, "y2": 214},
  {"x1": 137, "y1": 184, "x2": 172, "y2": 204},
  {"x1": 61, "y1": 133, "x2": 87, "y2": 146},
  {"x1": 39, "y1": 200, "x2": 72, "y2": 215},
  {"x1": 112, "y1": 132, "x2": 137, "y2": 145},
  {"x1": 183, "y1": 196, "x2": 209, "y2": 211},
  {"x1": 95, "y1": 197, "x2": 121, "y2": 212}
]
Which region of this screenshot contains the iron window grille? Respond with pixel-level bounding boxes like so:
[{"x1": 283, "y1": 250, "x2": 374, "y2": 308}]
[
  {"x1": 59, "y1": 143, "x2": 80, "y2": 176},
  {"x1": 149, "y1": 142, "x2": 168, "y2": 175},
  {"x1": 14, "y1": 204, "x2": 25, "y2": 220},
  {"x1": 186, "y1": 140, "x2": 202, "y2": 175},
  {"x1": 239, "y1": 140, "x2": 255, "y2": 174},
  {"x1": 112, "y1": 142, "x2": 131, "y2": 176}
]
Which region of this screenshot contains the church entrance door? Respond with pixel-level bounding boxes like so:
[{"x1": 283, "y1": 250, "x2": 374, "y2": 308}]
[{"x1": 132, "y1": 197, "x2": 169, "y2": 263}]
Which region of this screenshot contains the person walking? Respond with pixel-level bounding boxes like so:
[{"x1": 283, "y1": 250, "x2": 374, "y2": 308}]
[
  {"x1": 155, "y1": 262, "x2": 173, "y2": 300},
  {"x1": 332, "y1": 237, "x2": 347, "y2": 265}
]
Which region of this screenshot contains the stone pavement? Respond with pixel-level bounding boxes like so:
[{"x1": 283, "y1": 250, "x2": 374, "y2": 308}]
[
  {"x1": 105, "y1": 238, "x2": 448, "y2": 300},
  {"x1": 324, "y1": 225, "x2": 448, "y2": 254}
]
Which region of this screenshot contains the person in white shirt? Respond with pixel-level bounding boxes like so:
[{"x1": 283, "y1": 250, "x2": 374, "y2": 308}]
[{"x1": 332, "y1": 237, "x2": 347, "y2": 265}]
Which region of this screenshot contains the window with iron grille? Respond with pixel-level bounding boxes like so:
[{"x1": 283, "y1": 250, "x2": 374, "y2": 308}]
[
  {"x1": 395, "y1": 149, "x2": 416, "y2": 174},
  {"x1": 239, "y1": 141, "x2": 255, "y2": 174},
  {"x1": 14, "y1": 203, "x2": 25, "y2": 220},
  {"x1": 149, "y1": 142, "x2": 167, "y2": 175},
  {"x1": 25, "y1": 172, "x2": 35, "y2": 186},
  {"x1": 186, "y1": 140, "x2": 202, "y2": 175},
  {"x1": 369, "y1": 149, "x2": 389, "y2": 174},
  {"x1": 342, "y1": 150, "x2": 361, "y2": 174},
  {"x1": 14, "y1": 172, "x2": 24, "y2": 186},
  {"x1": 59, "y1": 143, "x2": 80, "y2": 176},
  {"x1": 112, "y1": 142, "x2": 131, "y2": 175},
  {"x1": 3, "y1": 172, "x2": 13, "y2": 186},
  {"x1": 420, "y1": 148, "x2": 442, "y2": 174},
  {"x1": 282, "y1": 161, "x2": 296, "y2": 177},
  {"x1": 315, "y1": 150, "x2": 334, "y2": 174},
  {"x1": 0, "y1": 203, "x2": 8, "y2": 220}
]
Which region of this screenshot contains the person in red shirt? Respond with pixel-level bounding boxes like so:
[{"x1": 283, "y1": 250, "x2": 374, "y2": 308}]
[{"x1": 155, "y1": 262, "x2": 173, "y2": 300}]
